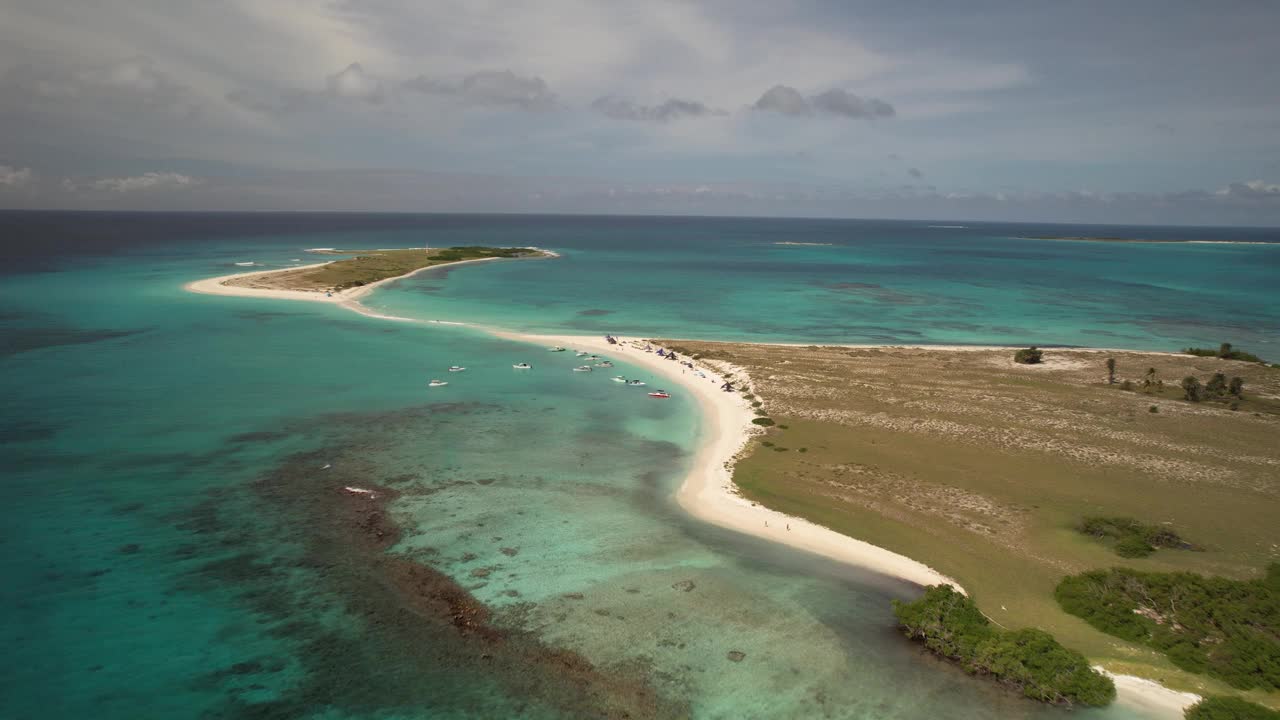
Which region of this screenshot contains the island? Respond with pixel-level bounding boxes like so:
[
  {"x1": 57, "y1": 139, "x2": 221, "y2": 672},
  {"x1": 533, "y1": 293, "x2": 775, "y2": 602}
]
[{"x1": 186, "y1": 246, "x2": 556, "y2": 302}]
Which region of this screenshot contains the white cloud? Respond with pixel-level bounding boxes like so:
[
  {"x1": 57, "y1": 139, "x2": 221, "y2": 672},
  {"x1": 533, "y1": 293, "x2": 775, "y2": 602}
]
[
  {"x1": 325, "y1": 62, "x2": 385, "y2": 104},
  {"x1": 68, "y1": 172, "x2": 198, "y2": 193},
  {"x1": 0, "y1": 165, "x2": 33, "y2": 187},
  {"x1": 403, "y1": 70, "x2": 556, "y2": 110}
]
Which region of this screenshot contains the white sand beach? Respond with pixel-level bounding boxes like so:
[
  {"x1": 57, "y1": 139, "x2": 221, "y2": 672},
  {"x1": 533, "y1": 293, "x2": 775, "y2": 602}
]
[{"x1": 184, "y1": 261, "x2": 1202, "y2": 718}]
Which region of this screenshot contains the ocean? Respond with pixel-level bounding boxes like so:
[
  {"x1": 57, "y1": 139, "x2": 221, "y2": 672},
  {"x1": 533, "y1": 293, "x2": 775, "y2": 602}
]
[{"x1": 2, "y1": 211, "x2": 1275, "y2": 719}]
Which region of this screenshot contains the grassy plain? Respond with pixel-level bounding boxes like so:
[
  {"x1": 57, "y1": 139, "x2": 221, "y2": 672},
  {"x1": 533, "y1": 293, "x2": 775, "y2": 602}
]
[
  {"x1": 227, "y1": 246, "x2": 547, "y2": 292},
  {"x1": 663, "y1": 341, "x2": 1280, "y2": 703}
]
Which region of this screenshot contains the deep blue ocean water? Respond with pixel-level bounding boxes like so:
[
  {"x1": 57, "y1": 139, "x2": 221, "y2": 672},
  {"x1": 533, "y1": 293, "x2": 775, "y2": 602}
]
[{"x1": 2, "y1": 211, "x2": 1276, "y2": 719}]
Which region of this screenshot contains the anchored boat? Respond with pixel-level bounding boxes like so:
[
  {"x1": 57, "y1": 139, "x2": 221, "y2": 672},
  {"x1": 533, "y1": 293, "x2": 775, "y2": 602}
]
[
  {"x1": 428, "y1": 379, "x2": 449, "y2": 387},
  {"x1": 573, "y1": 365, "x2": 592, "y2": 372},
  {"x1": 447, "y1": 366, "x2": 466, "y2": 372},
  {"x1": 647, "y1": 390, "x2": 670, "y2": 399},
  {"x1": 513, "y1": 362, "x2": 532, "y2": 369}
]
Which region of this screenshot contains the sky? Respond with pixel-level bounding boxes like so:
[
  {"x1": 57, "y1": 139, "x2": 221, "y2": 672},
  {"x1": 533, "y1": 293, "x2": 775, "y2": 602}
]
[{"x1": 1, "y1": 0, "x2": 1278, "y2": 225}]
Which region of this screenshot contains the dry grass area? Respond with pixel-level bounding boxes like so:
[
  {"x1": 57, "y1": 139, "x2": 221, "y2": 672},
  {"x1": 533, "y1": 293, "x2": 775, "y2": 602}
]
[{"x1": 664, "y1": 340, "x2": 1280, "y2": 700}]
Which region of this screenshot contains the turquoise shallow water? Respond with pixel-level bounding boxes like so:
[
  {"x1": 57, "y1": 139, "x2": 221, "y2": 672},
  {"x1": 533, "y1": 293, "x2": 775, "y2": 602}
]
[{"x1": 4, "y1": 212, "x2": 1274, "y2": 719}]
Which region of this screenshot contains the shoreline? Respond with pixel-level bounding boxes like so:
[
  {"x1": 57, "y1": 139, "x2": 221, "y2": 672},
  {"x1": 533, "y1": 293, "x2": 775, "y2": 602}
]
[{"x1": 183, "y1": 260, "x2": 1201, "y2": 718}]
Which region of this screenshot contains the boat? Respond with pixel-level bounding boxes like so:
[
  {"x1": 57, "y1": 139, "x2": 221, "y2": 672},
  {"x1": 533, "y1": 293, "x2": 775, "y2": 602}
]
[
  {"x1": 575, "y1": 351, "x2": 590, "y2": 357},
  {"x1": 428, "y1": 380, "x2": 449, "y2": 387},
  {"x1": 627, "y1": 380, "x2": 646, "y2": 387},
  {"x1": 647, "y1": 390, "x2": 671, "y2": 399},
  {"x1": 573, "y1": 365, "x2": 592, "y2": 372},
  {"x1": 548, "y1": 346, "x2": 566, "y2": 352},
  {"x1": 513, "y1": 363, "x2": 532, "y2": 369},
  {"x1": 593, "y1": 361, "x2": 614, "y2": 368},
  {"x1": 234, "y1": 261, "x2": 256, "y2": 266},
  {"x1": 611, "y1": 376, "x2": 628, "y2": 383},
  {"x1": 447, "y1": 366, "x2": 466, "y2": 372}
]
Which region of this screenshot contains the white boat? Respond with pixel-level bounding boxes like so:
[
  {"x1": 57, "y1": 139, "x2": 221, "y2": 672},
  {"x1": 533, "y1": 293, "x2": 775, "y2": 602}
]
[
  {"x1": 575, "y1": 351, "x2": 590, "y2": 357},
  {"x1": 234, "y1": 261, "x2": 256, "y2": 266},
  {"x1": 513, "y1": 362, "x2": 532, "y2": 369},
  {"x1": 548, "y1": 346, "x2": 566, "y2": 352},
  {"x1": 448, "y1": 366, "x2": 466, "y2": 372},
  {"x1": 573, "y1": 365, "x2": 592, "y2": 372},
  {"x1": 611, "y1": 376, "x2": 628, "y2": 383},
  {"x1": 627, "y1": 380, "x2": 647, "y2": 387},
  {"x1": 648, "y1": 390, "x2": 671, "y2": 399},
  {"x1": 428, "y1": 380, "x2": 449, "y2": 387},
  {"x1": 593, "y1": 361, "x2": 614, "y2": 368}
]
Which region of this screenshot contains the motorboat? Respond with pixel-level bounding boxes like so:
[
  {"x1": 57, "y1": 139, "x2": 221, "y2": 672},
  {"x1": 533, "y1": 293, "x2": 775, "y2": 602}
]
[
  {"x1": 573, "y1": 365, "x2": 592, "y2": 372},
  {"x1": 627, "y1": 380, "x2": 647, "y2": 387},
  {"x1": 611, "y1": 376, "x2": 628, "y2": 383},
  {"x1": 428, "y1": 380, "x2": 449, "y2": 387},
  {"x1": 548, "y1": 346, "x2": 567, "y2": 352},
  {"x1": 575, "y1": 351, "x2": 591, "y2": 357},
  {"x1": 647, "y1": 390, "x2": 671, "y2": 399},
  {"x1": 593, "y1": 361, "x2": 614, "y2": 368},
  {"x1": 513, "y1": 363, "x2": 532, "y2": 369},
  {"x1": 447, "y1": 366, "x2": 466, "y2": 372}
]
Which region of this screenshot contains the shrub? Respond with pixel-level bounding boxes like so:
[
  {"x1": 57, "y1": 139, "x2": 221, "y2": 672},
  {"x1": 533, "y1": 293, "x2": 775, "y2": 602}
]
[
  {"x1": 751, "y1": 417, "x2": 775, "y2": 427},
  {"x1": 1014, "y1": 347, "x2": 1044, "y2": 364},
  {"x1": 1114, "y1": 534, "x2": 1155, "y2": 558},
  {"x1": 1184, "y1": 345, "x2": 1266, "y2": 363},
  {"x1": 1106, "y1": 357, "x2": 1117, "y2": 384},
  {"x1": 1229, "y1": 377, "x2": 1245, "y2": 397},
  {"x1": 894, "y1": 585, "x2": 1115, "y2": 706},
  {"x1": 1185, "y1": 696, "x2": 1280, "y2": 720},
  {"x1": 1182, "y1": 376, "x2": 1203, "y2": 402},
  {"x1": 1056, "y1": 564, "x2": 1280, "y2": 690},
  {"x1": 1120, "y1": 380, "x2": 1134, "y2": 391},
  {"x1": 1207, "y1": 372, "x2": 1228, "y2": 397},
  {"x1": 1149, "y1": 405, "x2": 1159, "y2": 413}
]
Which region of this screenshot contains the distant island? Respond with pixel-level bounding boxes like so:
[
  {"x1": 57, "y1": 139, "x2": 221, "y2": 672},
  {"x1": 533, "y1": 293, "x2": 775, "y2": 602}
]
[
  {"x1": 774, "y1": 241, "x2": 834, "y2": 246},
  {"x1": 189, "y1": 246, "x2": 555, "y2": 300}
]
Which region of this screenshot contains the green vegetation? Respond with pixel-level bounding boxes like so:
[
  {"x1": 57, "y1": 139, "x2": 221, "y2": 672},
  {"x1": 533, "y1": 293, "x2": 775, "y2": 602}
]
[
  {"x1": 234, "y1": 246, "x2": 549, "y2": 292},
  {"x1": 751, "y1": 417, "x2": 775, "y2": 427},
  {"x1": 1185, "y1": 696, "x2": 1280, "y2": 720},
  {"x1": 1077, "y1": 516, "x2": 1195, "y2": 558},
  {"x1": 893, "y1": 585, "x2": 1116, "y2": 706},
  {"x1": 1014, "y1": 346, "x2": 1044, "y2": 364},
  {"x1": 1184, "y1": 343, "x2": 1266, "y2": 364},
  {"x1": 1183, "y1": 376, "x2": 1204, "y2": 401},
  {"x1": 1107, "y1": 357, "x2": 1117, "y2": 385},
  {"x1": 1055, "y1": 564, "x2": 1280, "y2": 691}
]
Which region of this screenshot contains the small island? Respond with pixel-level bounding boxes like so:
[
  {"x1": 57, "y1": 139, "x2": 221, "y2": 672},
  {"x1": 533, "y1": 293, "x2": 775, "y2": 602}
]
[{"x1": 194, "y1": 246, "x2": 555, "y2": 299}]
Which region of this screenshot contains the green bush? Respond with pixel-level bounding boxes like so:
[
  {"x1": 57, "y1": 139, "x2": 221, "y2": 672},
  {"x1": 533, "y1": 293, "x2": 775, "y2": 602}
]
[
  {"x1": 1114, "y1": 534, "x2": 1155, "y2": 557},
  {"x1": 1184, "y1": 345, "x2": 1266, "y2": 364},
  {"x1": 751, "y1": 418, "x2": 775, "y2": 427},
  {"x1": 1014, "y1": 347, "x2": 1044, "y2": 364},
  {"x1": 1182, "y1": 376, "x2": 1203, "y2": 402},
  {"x1": 1055, "y1": 564, "x2": 1280, "y2": 690},
  {"x1": 1184, "y1": 696, "x2": 1280, "y2": 720},
  {"x1": 893, "y1": 586, "x2": 1115, "y2": 706}
]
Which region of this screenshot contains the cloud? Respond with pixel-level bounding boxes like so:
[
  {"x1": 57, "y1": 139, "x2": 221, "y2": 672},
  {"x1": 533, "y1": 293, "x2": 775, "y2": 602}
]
[
  {"x1": 752, "y1": 85, "x2": 812, "y2": 116},
  {"x1": 1, "y1": 57, "x2": 194, "y2": 113},
  {"x1": 908, "y1": 167, "x2": 923, "y2": 179},
  {"x1": 810, "y1": 89, "x2": 895, "y2": 119},
  {"x1": 325, "y1": 63, "x2": 385, "y2": 104},
  {"x1": 590, "y1": 96, "x2": 724, "y2": 122},
  {"x1": 752, "y1": 85, "x2": 895, "y2": 119},
  {"x1": 67, "y1": 172, "x2": 198, "y2": 193},
  {"x1": 403, "y1": 70, "x2": 556, "y2": 110},
  {"x1": 1216, "y1": 179, "x2": 1280, "y2": 197},
  {"x1": 0, "y1": 165, "x2": 33, "y2": 187}
]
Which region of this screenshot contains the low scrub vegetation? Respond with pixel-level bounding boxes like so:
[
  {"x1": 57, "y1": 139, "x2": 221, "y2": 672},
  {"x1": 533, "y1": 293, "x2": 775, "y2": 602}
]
[
  {"x1": 893, "y1": 585, "x2": 1115, "y2": 706},
  {"x1": 1184, "y1": 696, "x2": 1280, "y2": 720},
  {"x1": 1184, "y1": 343, "x2": 1266, "y2": 364},
  {"x1": 1077, "y1": 516, "x2": 1196, "y2": 558},
  {"x1": 1014, "y1": 346, "x2": 1043, "y2": 364},
  {"x1": 1055, "y1": 564, "x2": 1280, "y2": 691}
]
